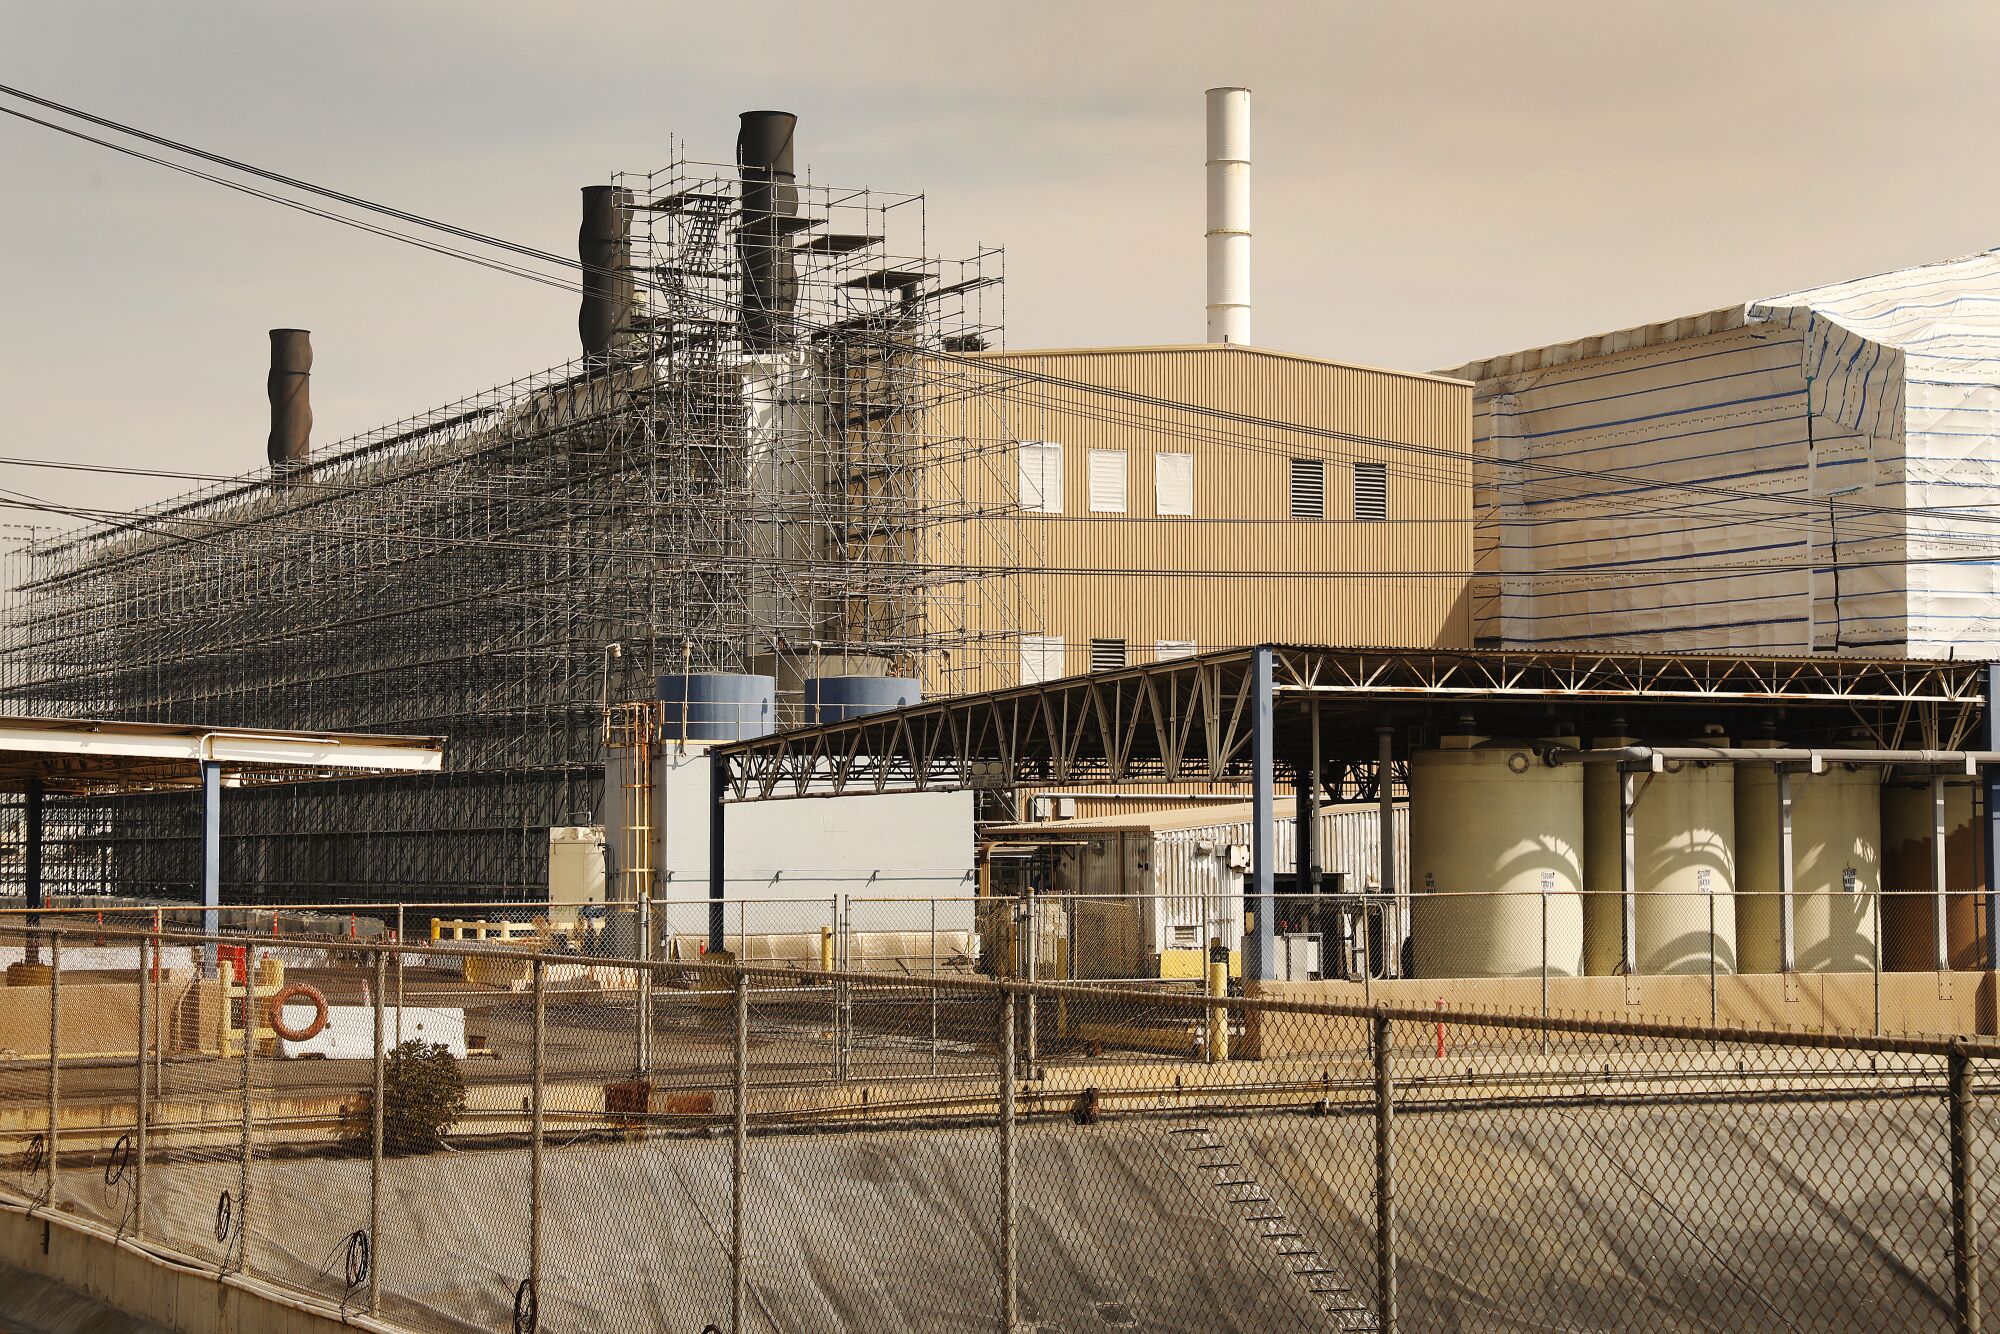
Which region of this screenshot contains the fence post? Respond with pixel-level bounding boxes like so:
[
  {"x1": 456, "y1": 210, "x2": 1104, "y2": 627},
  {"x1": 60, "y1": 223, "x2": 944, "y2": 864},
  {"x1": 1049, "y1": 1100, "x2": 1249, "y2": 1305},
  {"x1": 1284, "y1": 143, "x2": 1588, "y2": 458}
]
[
  {"x1": 732, "y1": 969, "x2": 749, "y2": 1333},
  {"x1": 1950, "y1": 1043, "x2": 1980, "y2": 1334},
  {"x1": 929, "y1": 898, "x2": 940, "y2": 1076},
  {"x1": 999, "y1": 984, "x2": 1017, "y2": 1333},
  {"x1": 637, "y1": 893, "x2": 652, "y2": 1076},
  {"x1": 529, "y1": 956, "x2": 545, "y2": 1333},
  {"x1": 1373, "y1": 1008, "x2": 1398, "y2": 1334},
  {"x1": 42, "y1": 932, "x2": 58, "y2": 1208},
  {"x1": 394, "y1": 905, "x2": 405, "y2": 1050},
  {"x1": 133, "y1": 933, "x2": 148, "y2": 1240},
  {"x1": 239, "y1": 945, "x2": 256, "y2": 1275},
  {"x1": 370, "y1": 947, "x2": 386, "y2": 1315}
]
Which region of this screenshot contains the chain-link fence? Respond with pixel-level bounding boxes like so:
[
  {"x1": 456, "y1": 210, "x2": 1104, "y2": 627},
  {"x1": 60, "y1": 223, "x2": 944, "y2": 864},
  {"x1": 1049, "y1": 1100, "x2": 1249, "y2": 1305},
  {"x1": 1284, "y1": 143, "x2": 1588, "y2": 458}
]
[{"x1": 0, "y1": 913, "x2": 1995, "y2": 1332}]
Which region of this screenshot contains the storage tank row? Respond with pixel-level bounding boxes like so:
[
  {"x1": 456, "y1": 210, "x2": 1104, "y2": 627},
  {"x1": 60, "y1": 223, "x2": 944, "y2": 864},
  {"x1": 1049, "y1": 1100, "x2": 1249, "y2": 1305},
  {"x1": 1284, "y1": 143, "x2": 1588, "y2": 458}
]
[{"x1": 1408, "y1": 737, "x2": 1984, "y2": 979}]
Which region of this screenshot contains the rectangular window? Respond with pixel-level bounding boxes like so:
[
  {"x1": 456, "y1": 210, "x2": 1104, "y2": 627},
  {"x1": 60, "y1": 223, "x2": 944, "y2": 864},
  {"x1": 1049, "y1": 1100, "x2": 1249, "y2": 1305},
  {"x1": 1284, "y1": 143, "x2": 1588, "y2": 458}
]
[
  {"x1": 1087, "y1": 448, "x2": 1128, "y2": 514},
  {"x1": 1018, "y1": 441, "x2": 1063, "y2": 514},
  {"x1": 1288, "y1": 458, "x2": 1325, "y2": 519},
  {"x1": 1020, "y1": 634, "x2": 1064, "y2": 684},
  {"x1": 1088, "y1": 638, "x2": 1127, "y2": 672},
  {"x1": 1354, "y1": 461, "x2": 1388, "y2": 521},
  {"x1": 1154, "y1": 639, "x2": 1197, "y2": 662},
  {"x1": 1154, "y1": 451, "x2": 1194, "y2": 517}
]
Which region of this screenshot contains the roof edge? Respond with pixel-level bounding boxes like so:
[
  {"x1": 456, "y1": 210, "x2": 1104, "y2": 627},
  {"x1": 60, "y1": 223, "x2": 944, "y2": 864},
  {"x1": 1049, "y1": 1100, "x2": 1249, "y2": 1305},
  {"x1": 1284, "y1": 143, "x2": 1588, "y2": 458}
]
[{"x1": 966, "y1": 343, "x2": 1472, "y2": 388}]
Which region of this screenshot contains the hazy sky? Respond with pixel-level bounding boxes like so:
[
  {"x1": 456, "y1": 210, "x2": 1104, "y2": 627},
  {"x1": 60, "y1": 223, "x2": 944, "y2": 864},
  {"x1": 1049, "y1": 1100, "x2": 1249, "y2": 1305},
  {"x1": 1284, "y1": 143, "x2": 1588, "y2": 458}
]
[{"x1": 7, "y1": 1, "x2": 2000, "y2": 514}]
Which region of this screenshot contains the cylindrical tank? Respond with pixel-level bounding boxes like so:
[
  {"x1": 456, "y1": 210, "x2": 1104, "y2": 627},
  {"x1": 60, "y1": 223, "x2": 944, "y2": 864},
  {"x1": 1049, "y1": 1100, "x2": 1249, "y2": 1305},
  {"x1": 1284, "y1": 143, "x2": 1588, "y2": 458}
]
[
  {"x1": 1881, "y1": 776, "x2": 1987, "y2": 971},
  {"x1": 802, "y1": 675, "x2": 921, "y2": 724},
  {"x1": 1582, "y1": 754, "x2": 1736, "y2": 976},
  {"x1": 1736, "y1": 762, "x2": 1880, "y2": 973},
  {"x1": 1409, "y1": 742, "x2": 1584, "y2": 979},
  {"x1": 654, "y1": 673, "x2": 776, "y2": 742}
]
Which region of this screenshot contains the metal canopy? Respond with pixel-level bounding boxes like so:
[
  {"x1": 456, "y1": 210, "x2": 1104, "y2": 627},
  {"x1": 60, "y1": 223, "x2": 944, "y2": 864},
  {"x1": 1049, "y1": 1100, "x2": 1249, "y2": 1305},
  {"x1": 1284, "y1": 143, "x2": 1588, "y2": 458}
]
[
  {"x1": 0, "y1": 715, "x2": 444, "y2": 796},
  {"x1": 716, "y1": 644, "x2": 1989, "y2": 802}
]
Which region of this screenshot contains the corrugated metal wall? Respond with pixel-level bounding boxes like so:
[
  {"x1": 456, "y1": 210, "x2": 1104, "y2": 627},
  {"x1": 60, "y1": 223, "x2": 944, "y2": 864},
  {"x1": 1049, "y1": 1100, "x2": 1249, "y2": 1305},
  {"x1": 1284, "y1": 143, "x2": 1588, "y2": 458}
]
[{"x1": 923, "y1": 346, "x2": 1474, "y2": 693}]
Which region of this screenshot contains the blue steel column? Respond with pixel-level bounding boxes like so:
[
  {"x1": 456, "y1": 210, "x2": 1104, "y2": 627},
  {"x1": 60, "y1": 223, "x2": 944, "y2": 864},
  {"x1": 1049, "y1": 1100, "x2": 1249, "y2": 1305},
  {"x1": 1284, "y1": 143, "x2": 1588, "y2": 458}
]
[
  {"x1": 201, "y1": 761, "x2": 221, "y2": 974},
  {"x1": 1985, "y1": 663, "x2": 2000, "y2": 972},
  {"x1": 708, "y1": 747, "x2": 727, "y2": 955},
  {"x1": 1248, "y1": 647, "x2": 1276, "y2": 982}
]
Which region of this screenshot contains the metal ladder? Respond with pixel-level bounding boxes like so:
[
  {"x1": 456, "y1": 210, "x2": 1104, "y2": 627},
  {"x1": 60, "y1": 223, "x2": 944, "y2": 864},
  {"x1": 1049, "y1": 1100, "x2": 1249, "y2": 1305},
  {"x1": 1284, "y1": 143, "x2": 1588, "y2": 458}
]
[{"x1": 1168, "y1": 1124, "x2": 1378, "y2": 1330}]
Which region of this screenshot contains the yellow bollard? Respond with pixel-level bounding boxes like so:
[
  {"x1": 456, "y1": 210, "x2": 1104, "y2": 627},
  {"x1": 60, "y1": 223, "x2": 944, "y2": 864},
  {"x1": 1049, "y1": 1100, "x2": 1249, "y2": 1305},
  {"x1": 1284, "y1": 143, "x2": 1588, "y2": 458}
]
[
  {"x1": 819, "y1": 925, "x2": 835, "y2": 974},
  {"x1": 1206, "y1": 948, "x2": 1230, "y2": 1064}
]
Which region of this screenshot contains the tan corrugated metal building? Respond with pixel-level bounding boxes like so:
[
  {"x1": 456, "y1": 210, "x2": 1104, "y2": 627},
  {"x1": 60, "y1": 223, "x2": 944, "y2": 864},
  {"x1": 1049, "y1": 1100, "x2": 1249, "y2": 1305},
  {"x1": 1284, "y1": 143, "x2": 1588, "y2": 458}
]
[{"x1": 920, "y1": 344, "x2": 1473, "y2": 694}]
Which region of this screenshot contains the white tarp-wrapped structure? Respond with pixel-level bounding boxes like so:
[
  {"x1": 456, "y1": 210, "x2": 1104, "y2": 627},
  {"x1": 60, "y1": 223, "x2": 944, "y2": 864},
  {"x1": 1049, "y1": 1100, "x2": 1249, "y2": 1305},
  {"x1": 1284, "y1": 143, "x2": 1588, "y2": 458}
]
[{"x1": 1447, "y1": 249, "x2": 2000, "y2": 656}]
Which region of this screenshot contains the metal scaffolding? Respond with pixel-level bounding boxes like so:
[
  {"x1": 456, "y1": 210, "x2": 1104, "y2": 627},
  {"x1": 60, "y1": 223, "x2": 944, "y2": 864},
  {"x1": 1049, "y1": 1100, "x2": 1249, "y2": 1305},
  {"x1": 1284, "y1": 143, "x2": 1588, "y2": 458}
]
[{"x1": 0, "y1": 144, "x2": 1017, "y2": 905}]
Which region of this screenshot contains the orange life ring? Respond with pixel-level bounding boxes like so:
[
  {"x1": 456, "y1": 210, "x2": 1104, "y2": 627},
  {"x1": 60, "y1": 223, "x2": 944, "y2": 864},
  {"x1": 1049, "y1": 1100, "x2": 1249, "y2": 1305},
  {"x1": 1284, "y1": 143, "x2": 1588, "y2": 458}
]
[{"x1": 269, "y1": 982, "x2": 329, "y2": 1042}]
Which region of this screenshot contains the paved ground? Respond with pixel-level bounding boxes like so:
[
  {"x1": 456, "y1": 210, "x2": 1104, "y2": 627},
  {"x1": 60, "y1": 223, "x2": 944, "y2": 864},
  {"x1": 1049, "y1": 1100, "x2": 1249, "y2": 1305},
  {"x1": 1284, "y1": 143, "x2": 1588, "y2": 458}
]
[{"x1": 0, "y1": 1259, "x2": 171, "y2": 1334}]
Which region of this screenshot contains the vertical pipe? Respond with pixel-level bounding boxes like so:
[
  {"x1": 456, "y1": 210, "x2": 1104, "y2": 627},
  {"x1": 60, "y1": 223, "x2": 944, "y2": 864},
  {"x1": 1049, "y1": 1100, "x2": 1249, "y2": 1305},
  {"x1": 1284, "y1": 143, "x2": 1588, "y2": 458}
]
[
  {"x1": 1207, "y1": 951, "x2": 1229, "y2": 1063},
  {"x1": 1373, "y1": 1008, "x2": 1398, "y2": 1334},
  {"x1": 732, "y1": 971, "x2": 749, "y2": 1333},
  {"x1": 1024, "y1": 900, "x2": 1039, "y2": 1070},
  {"x1": 999, "y1": 986, "x2": 1018, "y2": 1333},
  {"x1": 1935, "y1": 772, "x2": 1952, "y2": 974},
  {"x1": 369, "y1": 948, "x2": 386, "y2": 1315},
  {"x1": 133, "y1": 933, "x2": 148, "y2": 1241},
  {"x1": 737, "y1": 110, "x2": 800, "y2": 353},
  {"x1": 1377, "y1": 726, "x2": 1397, "y2": 979},
  {"x1": 202, "y1": 762, "x2": 222, "y2": 976},
  {"x1": 1950, "y1": 1044, "x2": 1981, "y2": 1333},
  {"x1": 709, "y1": 750, "x2": 728, "y2": 955},
  {"x1": 1248, "y1": 646, "x2": 1275, "y2": 982},
  {"x1": 577, "y1": 186, "x2": 635, "y2": 359},
  {"x1": 43, "y1": 933, "x2": 58, "y2": 1207},
  {"x1": 1985, "y1": 664, "x2": 2000, "y2": 972},
  {"x1": 23, "y1": 777, "x2": 41, "y2": 966},
  {"x1": 530, "y1": 958, "x2": 545, "y2": 1333},
  {"x1": 1295, "y1": 764, "x2": 1316, "y2": 921},
  {"x1": 1778, "y1": 767, "x2": 1797, "y2": 974},
  {"x1": 1619, "y1": 768, "x2": 1638, "y2": 977},
  {"x1": 1307, "y1": 700, "x2": 1323, "y2": 895},
  {"x1": 1203, "y1": 87, "x2": 1252, "y2": 345}
]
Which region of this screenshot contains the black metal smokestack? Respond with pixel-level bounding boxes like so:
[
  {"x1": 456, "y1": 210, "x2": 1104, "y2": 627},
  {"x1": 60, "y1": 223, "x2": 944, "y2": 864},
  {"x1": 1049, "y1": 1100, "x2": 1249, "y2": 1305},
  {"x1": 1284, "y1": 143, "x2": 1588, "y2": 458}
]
[
  {"x1": 578, "y1": 185, "x2": 635, "y2": 359},
  {"x1": 266, "y1": 328, "x2": 312, "y2": 480},
  {"x1": 737, "y1": 110, "x2": 799, "y2": 352}
]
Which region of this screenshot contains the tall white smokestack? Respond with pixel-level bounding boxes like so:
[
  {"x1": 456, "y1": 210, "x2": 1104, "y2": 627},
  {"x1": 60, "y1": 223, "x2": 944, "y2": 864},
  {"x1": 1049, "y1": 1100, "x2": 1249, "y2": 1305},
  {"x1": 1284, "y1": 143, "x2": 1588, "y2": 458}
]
[{"x1": 1205, "y1": 86, "x2": 1251, "y2": 345}]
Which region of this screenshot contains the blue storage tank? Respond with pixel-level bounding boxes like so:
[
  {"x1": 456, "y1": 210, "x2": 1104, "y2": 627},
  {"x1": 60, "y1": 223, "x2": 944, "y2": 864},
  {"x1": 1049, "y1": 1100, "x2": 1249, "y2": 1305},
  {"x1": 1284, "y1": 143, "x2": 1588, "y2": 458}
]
[
  {"x1": 803, "y1": 675, "x2": 922, "y2": 724},
  {"x1": 655, "y1": 673, "x2": 777, "y2": 741}
]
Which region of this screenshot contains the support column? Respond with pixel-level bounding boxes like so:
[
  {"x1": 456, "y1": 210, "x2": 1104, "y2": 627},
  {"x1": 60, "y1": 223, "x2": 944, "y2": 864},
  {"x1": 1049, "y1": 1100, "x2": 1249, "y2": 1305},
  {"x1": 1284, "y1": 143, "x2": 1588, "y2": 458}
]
[
  {"x1": 708, "y1": 748, "x2": 727, "y2": 956},
  {"x1": 1934, "y1": 771, "x2": 1951, "y2": 974},
  {"x1": 1247, "y1": 646, "x2": 1275, "y2": 983},
  {"x1": 1987, "y1": 664, "x2": 2000, "y2": 972},
  {"x1": 202, "y1": 761, "x2": 222, "y2": 975},
  {"x1": 1619, "y1": 767, "x2": 1638, "y2": 977},
  {"x1": 23, "y1": 777, "x2": 42, "y2": 966},
  {"x1": 1377, "y1": 725, "x2": 1397, "y2": 979},
  {"x1": 1778, "y1": 766, "x2": 1797, "y2": 975}
]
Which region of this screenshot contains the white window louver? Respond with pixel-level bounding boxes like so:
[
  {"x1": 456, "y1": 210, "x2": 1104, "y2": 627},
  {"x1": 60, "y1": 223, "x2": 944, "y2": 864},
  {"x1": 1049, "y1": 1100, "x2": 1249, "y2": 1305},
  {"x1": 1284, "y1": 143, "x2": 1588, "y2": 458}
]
[
  {"x1": 1154, "y1": 640, "x2": 1197, "y2": 662},
  {"x1": 1018, "y1": 441, "x2": 1063, "y2": 514},
  {"x1": 1354, "y1": 461, "x2": 1388, "y2": 521},
  {"x1": 1288, "y1": 459, "x2": 1325, "y2": 519},
  {"x1": 1089, "y1": 638, "x2": 1128, "y2": 672},
  {"x1": 1019, "y1": 634, "x2": 1064, "y2": 684},
  {"x1": 1088, "y1": 449, "x2": 1128, "y2": 513},
  {"x1": 1154, "y1": 451, "x2": 1194, "y2": 517}
]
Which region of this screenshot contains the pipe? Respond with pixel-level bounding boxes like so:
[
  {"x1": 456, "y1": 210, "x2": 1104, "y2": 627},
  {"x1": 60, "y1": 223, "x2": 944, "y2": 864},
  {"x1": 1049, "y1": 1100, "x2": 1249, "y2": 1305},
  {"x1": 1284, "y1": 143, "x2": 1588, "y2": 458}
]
[
  {"x1": 1204, "y1": 87, "x2": 1251, "y2": 345},
  {"x1": 577, "y1": 186, "x2": 636, "y2": 358},
  {"x1": 737, "y1": 110, "x2": 799, "y2": 353},
  {"x1": 266, "y1": 329, "x2": 312, "y2": 479},
  {"x1": 1548, "y1": 746, "x2": 2000, "y2": 773}
]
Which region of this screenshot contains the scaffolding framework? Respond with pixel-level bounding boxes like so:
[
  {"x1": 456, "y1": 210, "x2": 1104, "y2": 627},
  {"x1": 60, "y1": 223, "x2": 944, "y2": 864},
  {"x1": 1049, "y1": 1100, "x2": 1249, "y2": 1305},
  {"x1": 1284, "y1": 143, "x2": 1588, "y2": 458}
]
[{"x1": 0, "y1": 149, "x2": 1018, "y2": 905}]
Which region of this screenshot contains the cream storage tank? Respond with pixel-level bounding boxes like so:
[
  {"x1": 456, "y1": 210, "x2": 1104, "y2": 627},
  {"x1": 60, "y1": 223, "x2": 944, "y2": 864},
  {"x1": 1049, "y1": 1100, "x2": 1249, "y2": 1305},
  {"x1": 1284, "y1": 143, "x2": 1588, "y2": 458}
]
[
  {"x1": 1736, "y1": 754, "x2": 1881, "y2": 973},
  {"x1": 1582, "y1": 744, "x2": 1736, "y2": 976},
  {"x1": 1409, "y1": 737, "x2": 1584, "y2": 978}
]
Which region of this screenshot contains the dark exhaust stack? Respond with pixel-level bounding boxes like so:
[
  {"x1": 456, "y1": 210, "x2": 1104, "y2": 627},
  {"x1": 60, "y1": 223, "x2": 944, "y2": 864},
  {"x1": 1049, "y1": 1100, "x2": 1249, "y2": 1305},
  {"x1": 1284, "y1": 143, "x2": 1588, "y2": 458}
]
[
  {"x1": 578, "y1": 185, "x2": 636, "y2": 358},
  {"x1": 737, "y1": 110, "x2": 799, "y2": 352},
  {"x1": 266, "y1": 328, "x2": 312, "y2": 480}
]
